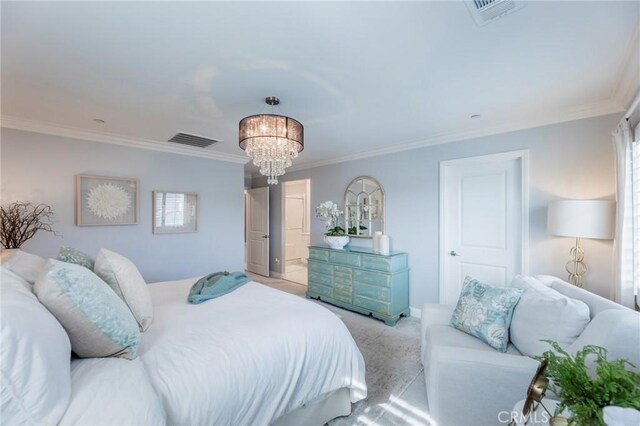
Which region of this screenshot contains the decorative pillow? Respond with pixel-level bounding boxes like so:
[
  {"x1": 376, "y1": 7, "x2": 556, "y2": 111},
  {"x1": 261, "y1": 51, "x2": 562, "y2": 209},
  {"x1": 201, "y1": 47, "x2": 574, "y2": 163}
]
[
  {"x1": 509, "y1": 275, "x2": 590, "y2": 357},
  {"x1": 0, "y1": 249, "x2": 46, "y2": 284},
  {"x1": 34, "y1": 259, "x2": 140, "y2": 359},
  {"x1": 450, "y1": 276, "x2": 523, "y2": 352},
  {"x1": 569, "y1": 309, "x2": 640, "y2": 373},
  {"x1": 94, "y1": 248, "x2": 153, "y2": 331},
  {"x1": 1, "y1": 267, "x2": 72, "y2": 425},
  {"x1": 57, "y1": 246, "x2": 94, "y2": 270}
]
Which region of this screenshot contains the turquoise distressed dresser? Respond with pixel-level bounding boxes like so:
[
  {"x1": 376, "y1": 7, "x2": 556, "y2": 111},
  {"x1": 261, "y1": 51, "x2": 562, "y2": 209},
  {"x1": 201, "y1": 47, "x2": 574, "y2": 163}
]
[{"x1": 306, "y1": 246, "x2": 410, "y2": 325}]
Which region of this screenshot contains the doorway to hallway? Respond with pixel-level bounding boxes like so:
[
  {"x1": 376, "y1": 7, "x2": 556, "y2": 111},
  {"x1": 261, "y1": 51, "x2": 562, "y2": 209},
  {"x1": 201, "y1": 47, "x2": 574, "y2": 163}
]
[{"x1": 283, "y1": 179, "x2": 310, "y2": 286}]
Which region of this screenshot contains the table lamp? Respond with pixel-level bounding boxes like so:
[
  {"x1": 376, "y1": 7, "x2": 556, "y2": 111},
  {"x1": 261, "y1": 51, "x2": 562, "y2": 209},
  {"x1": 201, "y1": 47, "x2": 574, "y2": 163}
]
[{"x1": 547, "y1": 200, "x2": 615, "y2": 287}]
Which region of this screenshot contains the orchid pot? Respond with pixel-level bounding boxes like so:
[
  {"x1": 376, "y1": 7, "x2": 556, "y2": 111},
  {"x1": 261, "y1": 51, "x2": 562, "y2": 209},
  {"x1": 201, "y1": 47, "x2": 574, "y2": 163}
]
[{"x1": 324, "y1": 235, "x2": 350, "y2": 250}]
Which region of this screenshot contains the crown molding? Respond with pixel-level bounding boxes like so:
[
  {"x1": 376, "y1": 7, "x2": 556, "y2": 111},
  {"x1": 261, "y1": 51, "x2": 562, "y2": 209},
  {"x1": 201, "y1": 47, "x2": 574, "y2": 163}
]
[
  {"x1": 612, "y1": 23, "x2": 640, "y2": 109},
  {"x1": 1, "y1": 96, "x2": 626, "y2": 177},
  {"x1": 0, "y1": 116, "x2": 249, "y2": 164},
  {"x1": 284, "y1": 99, "x2": 624, "y2": 174}
]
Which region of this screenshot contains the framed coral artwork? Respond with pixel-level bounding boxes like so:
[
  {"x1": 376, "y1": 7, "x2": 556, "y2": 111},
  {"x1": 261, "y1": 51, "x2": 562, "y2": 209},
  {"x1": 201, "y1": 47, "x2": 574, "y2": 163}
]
[{"x1": 76, "y1": 175, "x2": 139, "y2": 226}]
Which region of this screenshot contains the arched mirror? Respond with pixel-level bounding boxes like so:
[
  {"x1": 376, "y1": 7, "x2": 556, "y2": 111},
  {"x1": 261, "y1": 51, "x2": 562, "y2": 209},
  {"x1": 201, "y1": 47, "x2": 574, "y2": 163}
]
[{"x1": 344, "y1": 176, "x2": 385, "y2": 238}]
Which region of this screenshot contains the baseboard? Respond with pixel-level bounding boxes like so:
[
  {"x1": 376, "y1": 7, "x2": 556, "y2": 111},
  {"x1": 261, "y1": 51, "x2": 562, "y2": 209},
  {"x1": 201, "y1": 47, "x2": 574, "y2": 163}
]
[
  {"x1": 410, "y1": 306, "x2": 422, "y2": 319},
  {"x1": 270, "y1": 270, "x2": 282, "y2": 279}
]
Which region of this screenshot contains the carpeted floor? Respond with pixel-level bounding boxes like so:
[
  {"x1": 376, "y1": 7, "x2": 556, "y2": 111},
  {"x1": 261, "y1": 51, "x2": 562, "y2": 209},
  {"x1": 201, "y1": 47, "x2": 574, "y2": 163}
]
[{"x1": 247, "y1": 273, "x2": 434, "y2": 426}]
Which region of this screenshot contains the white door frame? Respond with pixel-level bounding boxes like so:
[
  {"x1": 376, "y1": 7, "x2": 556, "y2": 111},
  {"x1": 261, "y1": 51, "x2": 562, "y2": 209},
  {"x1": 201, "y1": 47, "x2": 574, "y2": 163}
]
[
  {"x1": 281, "y1": 179, "x2": 310, "y2": 278},
  {"x1": 438, "y1": 149, "x2": 530, "y2": 304}
]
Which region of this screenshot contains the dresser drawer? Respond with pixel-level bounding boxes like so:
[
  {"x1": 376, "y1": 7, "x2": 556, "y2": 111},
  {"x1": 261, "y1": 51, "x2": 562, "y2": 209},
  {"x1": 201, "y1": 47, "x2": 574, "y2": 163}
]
[
  {"x1": 334, "y1": 286, "x2": 352, "y2": 303},
  {"x1": 353, "y1": 269, "x2": 391, "y2": 287},
  {"x1": 333, "y1": 265, "x2": 353, "y2": 278},
  {"x1": 309, "y1": 271, "x2": 332, "y2": 286},
  {"x1": 308, "y1": 260, "x2": 333, "y2": 275},
  {"x1": 334, "y1": 275, "x2": 352, "y2": 286},
  {"x1": 354, "y1": 282, "x2": 390, "y2": 301},
  {"x1": 362, "y1": 255, "x2": 392, "y2": 272},
  {"x1": 354, "y1": 295, "x2": 391, "y2": 315},
  {"x1": 335, "y1": 282, "x2": 352, "y2": 293},
  {"x1": 329, "y1": 251, "x2": 362, "y2": 268},
  {"x1": 309, "y1": 248, "x2": 330, "y2": 262},
  {"x1": 309, "y1": 282, "x2": 333, "y2": 298}
]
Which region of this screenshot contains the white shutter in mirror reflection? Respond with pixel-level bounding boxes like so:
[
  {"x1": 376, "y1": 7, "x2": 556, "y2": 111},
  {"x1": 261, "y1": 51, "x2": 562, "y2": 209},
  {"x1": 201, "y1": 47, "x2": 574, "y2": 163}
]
[{"x1": 152, "y1": 191, "x2": 198, "y2": 234}]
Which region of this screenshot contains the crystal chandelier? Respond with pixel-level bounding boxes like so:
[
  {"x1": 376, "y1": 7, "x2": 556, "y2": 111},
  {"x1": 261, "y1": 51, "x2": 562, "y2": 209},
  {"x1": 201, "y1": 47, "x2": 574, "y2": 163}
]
[{"x1": 239, "y1": 97, "x2": 304, "y2": 185}]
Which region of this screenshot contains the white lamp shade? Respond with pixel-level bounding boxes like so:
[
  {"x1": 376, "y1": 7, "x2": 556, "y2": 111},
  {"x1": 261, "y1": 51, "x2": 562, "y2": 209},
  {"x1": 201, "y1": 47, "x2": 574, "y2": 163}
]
[{"x1": 547, "y1": 200, "x2": 615, "y2": 240}]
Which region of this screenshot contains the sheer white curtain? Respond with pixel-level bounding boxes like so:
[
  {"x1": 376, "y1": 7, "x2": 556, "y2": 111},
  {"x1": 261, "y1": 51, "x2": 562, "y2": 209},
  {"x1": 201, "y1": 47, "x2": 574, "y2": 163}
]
[{"x1": 612, "y1": 94, "x2": 639, "y2": 309}]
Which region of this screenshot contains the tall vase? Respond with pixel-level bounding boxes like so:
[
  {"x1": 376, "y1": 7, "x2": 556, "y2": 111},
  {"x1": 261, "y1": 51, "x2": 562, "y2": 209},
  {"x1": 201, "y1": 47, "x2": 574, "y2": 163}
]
[
  {"x1": 379, "y1": 235, "x2": 390, "y2": 255},
  {"x1": 373, "y1": 231, "x2": 383, "y2": 252}
]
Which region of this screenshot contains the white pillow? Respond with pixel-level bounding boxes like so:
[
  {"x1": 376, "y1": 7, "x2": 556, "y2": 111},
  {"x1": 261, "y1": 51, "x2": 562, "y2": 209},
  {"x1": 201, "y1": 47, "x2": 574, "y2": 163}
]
[
  {"x1": 94, "y1": 249, "x2": 153, "y2": 331},
  {"x1": 0, "y1": 249, "x2": 46, "y2": 284},
  {"x1": 509, "y1": 275, "x2": 590, "y2": 357},
  {"x1": 568, "y1": 309, "x2": 640, "y2": 372},
  {"x1": 0, "y1": 267, "x2": 72, "y2": 425}
]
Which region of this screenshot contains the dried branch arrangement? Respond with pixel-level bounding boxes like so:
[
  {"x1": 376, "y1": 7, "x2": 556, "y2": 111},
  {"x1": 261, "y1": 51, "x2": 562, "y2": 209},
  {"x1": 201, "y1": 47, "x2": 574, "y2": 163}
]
[{"x1": 0, "y1": 202, "x2": 59, "y2": 249}]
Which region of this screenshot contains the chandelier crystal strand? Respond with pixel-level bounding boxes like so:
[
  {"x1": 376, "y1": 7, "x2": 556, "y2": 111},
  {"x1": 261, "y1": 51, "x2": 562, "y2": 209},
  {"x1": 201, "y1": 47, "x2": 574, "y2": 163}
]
[{"x1": 239, "y1": 97, "x2": 303, "y2": 185}]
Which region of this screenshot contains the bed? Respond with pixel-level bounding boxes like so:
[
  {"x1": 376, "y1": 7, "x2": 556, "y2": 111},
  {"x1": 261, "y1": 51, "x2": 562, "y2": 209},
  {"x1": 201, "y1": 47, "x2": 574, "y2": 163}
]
[
  {"x1": 140, "y1": 277, "x2": 367, "y2": 425},
  {"x1": 2, "y1": 265, "x2": 367, "y2": 426}
]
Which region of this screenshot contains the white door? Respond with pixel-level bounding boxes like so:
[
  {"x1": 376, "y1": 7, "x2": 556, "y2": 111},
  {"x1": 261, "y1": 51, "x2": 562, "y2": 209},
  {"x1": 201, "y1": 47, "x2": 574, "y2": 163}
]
[
  {"x1": 246, "y1": 187, "x2": 270, "y2": 277},
  {"x1": 440, "y1": 151, "x2": 529, "y2": 305}
]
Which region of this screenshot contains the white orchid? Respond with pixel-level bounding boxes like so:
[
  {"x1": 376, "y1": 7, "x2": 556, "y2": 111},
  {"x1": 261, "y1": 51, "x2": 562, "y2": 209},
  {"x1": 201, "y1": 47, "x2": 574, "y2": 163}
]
[{"x1": 315, "y1": 200, "x2": 345, "y2": 235}]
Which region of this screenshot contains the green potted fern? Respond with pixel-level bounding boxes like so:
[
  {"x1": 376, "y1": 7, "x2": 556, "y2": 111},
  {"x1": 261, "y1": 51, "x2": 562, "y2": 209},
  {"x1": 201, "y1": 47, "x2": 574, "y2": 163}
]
[{"x1": 535, "y1": 341, "x2": 640, "y2": 425}]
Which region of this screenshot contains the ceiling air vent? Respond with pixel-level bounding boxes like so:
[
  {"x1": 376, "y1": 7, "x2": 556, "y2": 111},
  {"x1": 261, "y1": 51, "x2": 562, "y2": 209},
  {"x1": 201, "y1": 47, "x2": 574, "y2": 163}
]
[
  {"x1": 168, "y1": 133, "x2": 220, "y2": 148},
  {"x1": 465, "y1": 0, "x2": 524, "y2": 27}
]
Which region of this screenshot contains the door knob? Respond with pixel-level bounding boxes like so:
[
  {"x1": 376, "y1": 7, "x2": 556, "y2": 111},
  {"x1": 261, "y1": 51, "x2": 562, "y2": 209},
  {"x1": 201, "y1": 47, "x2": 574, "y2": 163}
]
[
  {"x1": 449, "y1": 251, "x2": 460, "y2": 256},
  {"x1": 262, "y1": 235, "x2": 269, "y2": 239}
]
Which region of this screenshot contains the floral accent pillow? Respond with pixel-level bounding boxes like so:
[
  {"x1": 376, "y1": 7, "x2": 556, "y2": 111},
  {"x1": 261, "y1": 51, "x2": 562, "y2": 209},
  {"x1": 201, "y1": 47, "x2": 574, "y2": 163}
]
[
  {"x1": 58, "y1": 246, "x2": 94, "y2": 270},
  {"x1": 450, "y1": 276, "x2": 524, "y2": 352}
]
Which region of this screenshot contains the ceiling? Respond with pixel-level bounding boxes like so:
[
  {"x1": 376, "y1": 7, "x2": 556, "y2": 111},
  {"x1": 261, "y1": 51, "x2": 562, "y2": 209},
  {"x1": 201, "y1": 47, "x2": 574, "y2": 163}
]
[{"x1": 2, "y1": 1, "x2": 639, "y2": 175}]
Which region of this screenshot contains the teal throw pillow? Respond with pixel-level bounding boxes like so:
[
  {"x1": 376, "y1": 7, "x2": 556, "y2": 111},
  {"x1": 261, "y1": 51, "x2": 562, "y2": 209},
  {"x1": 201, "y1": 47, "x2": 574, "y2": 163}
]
[
  {"x1": 34, "y1": 259, "x2": 140, "y2": 359},
  {"x1": 450, "y1": 276, "x2": 523, "y2": 352},
  {"x1": 58, "y1": 246, "x2": 94, "y2": 270}
]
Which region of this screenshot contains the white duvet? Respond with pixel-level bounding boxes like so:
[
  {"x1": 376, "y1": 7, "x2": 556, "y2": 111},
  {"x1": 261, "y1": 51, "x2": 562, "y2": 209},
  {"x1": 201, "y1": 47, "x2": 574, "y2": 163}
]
[{"x1": 139, "y1": 279, "x2": 367, "y2": 426}]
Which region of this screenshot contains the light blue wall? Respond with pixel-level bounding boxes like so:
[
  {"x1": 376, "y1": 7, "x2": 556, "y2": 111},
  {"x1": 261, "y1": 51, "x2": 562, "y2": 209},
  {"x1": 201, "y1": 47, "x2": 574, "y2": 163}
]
[
  {"x1": 254, "y1": 114, "x2": 621, "y2": 308},
  {"x1": 1, "y1": 128, "x2": 245, "y2": 282}
]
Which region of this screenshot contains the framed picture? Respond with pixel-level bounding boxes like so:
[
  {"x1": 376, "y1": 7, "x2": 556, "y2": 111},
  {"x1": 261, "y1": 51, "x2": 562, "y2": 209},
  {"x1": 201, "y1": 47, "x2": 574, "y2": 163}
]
[
  {"x1": 152, "y1": 191, "x2": 198, "y2": 234},
  {"x1": 76, "y1": 175, "x2": 139, "y2": 226}
]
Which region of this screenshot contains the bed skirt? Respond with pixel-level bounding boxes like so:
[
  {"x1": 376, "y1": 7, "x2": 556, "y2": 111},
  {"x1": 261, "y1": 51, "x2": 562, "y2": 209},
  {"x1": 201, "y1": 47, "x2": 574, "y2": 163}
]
[{"x1": 272, "y1": 387, "x2": 351, "y2": 426}]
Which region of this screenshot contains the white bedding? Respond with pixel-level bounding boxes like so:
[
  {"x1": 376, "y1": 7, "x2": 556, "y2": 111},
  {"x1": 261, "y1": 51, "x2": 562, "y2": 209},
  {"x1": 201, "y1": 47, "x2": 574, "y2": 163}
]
[
  {"x1": 140, "y1": 279, "x2": 367, "y2": 426},
  {"x1": 59, "y1": 358, "x2": 166, "y2": 425}
]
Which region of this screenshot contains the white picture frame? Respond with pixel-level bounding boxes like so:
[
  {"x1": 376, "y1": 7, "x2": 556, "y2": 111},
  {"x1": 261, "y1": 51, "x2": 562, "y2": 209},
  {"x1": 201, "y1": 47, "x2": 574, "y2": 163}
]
[
  {"x1": 153, "y1": 190, "x2": 198, "y2": 234},
  {"x1": 76, "y1": 174, "x2": 139, "y2": 226}
]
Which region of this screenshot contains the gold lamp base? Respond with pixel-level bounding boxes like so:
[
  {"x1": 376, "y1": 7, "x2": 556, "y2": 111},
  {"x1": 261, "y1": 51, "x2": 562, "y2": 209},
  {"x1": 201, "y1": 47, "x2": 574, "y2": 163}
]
[{"x1": 565, "y1": 237, "x2": 587, "y2": 287}]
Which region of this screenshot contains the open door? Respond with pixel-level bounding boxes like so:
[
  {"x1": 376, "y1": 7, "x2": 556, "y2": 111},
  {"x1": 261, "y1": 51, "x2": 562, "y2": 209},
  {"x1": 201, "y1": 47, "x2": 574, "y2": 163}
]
[
  {"x1": 246, "y1": 187, "x2": 270, "y2": 277},
  {"x1": 282, "y1": 179, "x2": 310, "y2": 285}
]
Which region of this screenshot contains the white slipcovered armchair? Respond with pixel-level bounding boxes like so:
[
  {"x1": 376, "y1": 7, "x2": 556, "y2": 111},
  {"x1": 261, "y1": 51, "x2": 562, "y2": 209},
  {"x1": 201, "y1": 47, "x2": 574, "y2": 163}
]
[{"x1": 420, "y1": 276, "x2": 640, "y2": 426}]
